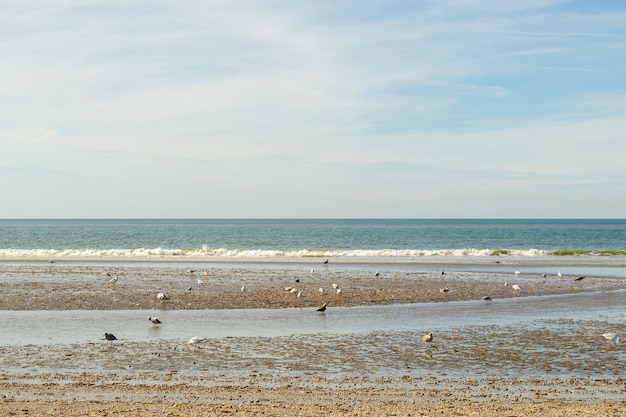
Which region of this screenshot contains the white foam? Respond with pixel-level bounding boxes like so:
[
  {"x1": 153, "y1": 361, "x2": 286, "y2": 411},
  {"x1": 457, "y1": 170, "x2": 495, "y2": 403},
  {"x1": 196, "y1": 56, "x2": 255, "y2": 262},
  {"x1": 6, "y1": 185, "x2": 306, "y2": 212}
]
[{"x1": 0, "y1": 247, "x2": 553, "y2": 260}]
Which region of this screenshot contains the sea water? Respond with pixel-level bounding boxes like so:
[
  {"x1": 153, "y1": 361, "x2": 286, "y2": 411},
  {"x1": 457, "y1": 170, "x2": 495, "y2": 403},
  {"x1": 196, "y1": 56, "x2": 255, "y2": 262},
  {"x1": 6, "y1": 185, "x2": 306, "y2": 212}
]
[{"x1": 1, "y1": 218, "x2": 625, "y2": 258}]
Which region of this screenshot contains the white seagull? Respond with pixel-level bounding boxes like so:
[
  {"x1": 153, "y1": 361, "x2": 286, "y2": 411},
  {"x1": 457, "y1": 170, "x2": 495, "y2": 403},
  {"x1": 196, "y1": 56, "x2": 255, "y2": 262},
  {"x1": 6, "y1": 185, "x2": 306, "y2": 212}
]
[
  {"x1": 109, "y1": 275, "x2": 118, "y2": 284},
  {"x1": 557, "y1": 271, "x2": 563, "y2": 278},
  {"x1": 187, "y1": 336, "x2": 206, "y2": 349},
  {"x1": 602, "y1": 332, "x2": 620, "y2": 343},
  {"x1": 512, "y1": 284, "x2": 521, "y2": 291},
  {"x1": 157, "y1": 292, "x2": 169, "y2": 301},
  {"x1": 422, "y1": 332, "x2": 433, "y2": 344},
  {"x1": 148, "y1": 316, "x2": 161, "y2": 325}
]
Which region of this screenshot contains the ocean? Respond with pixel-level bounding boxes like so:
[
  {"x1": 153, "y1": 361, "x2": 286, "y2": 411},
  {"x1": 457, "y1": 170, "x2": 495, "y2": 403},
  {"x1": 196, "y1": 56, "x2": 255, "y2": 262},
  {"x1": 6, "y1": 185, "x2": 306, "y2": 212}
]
[
  {"x1": 2, "y1": 218, "x2": 626, "y2": 278},
  {"x1": 1, "y1": 218, "x2": 625, "y2": 258}
]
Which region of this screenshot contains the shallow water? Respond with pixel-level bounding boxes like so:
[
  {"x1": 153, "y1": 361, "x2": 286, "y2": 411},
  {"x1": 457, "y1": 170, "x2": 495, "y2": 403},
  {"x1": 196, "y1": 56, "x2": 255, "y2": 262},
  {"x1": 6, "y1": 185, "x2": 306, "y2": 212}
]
[
  {"x1": 1, "y1": 290, "x2": 624, "y2": 385},
  {"x1": 1, "y1": 290, "x2": 623, "y2": 345}
]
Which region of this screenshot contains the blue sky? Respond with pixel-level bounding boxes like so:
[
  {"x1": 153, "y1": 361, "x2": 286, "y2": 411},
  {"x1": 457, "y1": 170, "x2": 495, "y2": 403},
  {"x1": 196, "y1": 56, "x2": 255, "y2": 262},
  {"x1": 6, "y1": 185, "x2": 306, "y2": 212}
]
[{"x1": 2, "y1": 1, "x2": 625, "y2": 218}]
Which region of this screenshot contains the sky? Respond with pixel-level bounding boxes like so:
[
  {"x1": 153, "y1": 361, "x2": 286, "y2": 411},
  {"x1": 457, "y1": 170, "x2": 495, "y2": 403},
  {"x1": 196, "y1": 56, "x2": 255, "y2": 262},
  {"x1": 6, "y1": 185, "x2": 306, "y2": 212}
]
[{"x1": 2, "y1": 1, "x2": 626, "y2": 218}]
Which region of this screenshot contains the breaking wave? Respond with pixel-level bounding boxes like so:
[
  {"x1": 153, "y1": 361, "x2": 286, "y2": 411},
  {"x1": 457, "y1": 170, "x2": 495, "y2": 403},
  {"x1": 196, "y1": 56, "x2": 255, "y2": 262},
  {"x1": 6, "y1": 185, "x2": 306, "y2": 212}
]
[{"x1": 1, "y1": 247, "x2": 625, "y2": 259}]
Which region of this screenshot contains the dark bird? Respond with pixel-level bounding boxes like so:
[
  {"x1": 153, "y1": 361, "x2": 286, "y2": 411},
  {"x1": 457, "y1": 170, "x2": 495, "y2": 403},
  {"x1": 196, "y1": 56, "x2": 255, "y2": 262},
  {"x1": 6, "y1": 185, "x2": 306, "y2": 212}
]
[
  {"x1": 323, "y1": 259, "x2": 329, "y2": 264},
  {"x1": 317, "y1": 303, "x2": 327, "y2": 312},
  {"x1": 574, "y1": 276, "x2": 586, "y2": 281},
  {"x1": 148, "y1": 316, "x2": 161, "y2": 325},
  {"x1": 482, "y1": 296, "x2": 492, "y2": 301},
  {"x1": 440, "y1": 287, "x2": 449, "y2": 293},
  {"x1": 104, "y1": 332, "x2": 117, "y2": 342},
  {"x1": 375, "y1": 272, "x2": 380, "y2": 277},
  {"x1": 440, "y1": 270, "x2": 445, "y2": 276}
]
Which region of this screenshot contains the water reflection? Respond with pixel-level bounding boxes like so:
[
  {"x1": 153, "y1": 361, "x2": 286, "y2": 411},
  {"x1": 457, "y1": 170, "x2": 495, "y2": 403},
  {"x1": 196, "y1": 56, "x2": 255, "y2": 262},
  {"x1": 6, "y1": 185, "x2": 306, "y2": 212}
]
[{"x1": 1, "y1": 290, "x2": 623, "y2": 346}]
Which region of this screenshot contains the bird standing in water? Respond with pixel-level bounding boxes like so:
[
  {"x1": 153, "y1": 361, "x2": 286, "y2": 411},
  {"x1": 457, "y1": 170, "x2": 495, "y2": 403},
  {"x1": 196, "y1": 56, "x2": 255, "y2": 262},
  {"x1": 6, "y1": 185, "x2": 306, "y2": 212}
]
[{"x1": 104, "y1": 332, "x2": 117, "y2": 343}]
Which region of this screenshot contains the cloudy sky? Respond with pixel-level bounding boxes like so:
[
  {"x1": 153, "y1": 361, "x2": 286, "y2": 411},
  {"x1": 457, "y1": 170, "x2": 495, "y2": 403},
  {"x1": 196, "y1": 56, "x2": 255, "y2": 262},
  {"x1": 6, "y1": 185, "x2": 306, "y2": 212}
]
[{"x1": 2, "y1": 1, "x2": 625, "y2": 218}]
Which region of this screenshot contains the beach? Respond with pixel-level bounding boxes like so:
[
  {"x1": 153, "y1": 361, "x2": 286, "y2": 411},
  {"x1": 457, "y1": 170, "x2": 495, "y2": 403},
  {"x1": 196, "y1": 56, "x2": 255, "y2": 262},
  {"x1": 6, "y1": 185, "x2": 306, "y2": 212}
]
[{"x1": 1, "y1": 261, "x2": 625, "y2": 416}]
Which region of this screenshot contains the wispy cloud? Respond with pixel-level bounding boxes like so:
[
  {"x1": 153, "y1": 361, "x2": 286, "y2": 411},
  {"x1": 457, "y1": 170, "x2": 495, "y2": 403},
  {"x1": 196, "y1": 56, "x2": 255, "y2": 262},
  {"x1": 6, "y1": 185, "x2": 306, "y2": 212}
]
[{"x1": 1, "y1": 0, "x2": 625, "y2": 217}]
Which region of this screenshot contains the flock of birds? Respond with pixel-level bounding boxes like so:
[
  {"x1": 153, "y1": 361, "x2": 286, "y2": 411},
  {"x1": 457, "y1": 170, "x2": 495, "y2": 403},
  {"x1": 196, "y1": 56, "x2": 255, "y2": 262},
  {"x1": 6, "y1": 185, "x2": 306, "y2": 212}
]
[
  {"x1": 102, "y1": 262, "x2": 343, "y2": 347},
  {"x1": 101, "y1": 266, "x2": 619, "y2": 348},
  {"x1": 438, "y1": 269, "x2": 588, "y2": 303}
]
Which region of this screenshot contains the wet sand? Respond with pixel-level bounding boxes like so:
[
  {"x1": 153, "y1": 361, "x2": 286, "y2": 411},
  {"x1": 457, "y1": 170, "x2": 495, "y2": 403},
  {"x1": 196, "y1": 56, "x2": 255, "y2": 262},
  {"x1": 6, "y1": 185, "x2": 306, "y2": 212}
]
[
  {"x1": 1, "y1": 262, "x2": 625, "y2": 416},
  {"x1": 0, "y1": 262, "x2": 623, "y2": 310}
]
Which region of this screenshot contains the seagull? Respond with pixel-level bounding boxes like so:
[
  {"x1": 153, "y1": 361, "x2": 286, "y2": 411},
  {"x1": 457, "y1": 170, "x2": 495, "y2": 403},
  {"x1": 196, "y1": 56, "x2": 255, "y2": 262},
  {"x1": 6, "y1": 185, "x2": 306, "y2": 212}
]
[
  {"x1": 187, "y1": 336, "x2": 206, "y2": 349},
  {"x1": 504, "y1": 281, "x2": 508, "y2": 287},
  {"x1": 336, "y1": 288, "x2": 342, "y2": 295},
  {"x1": 103, "y1": 332, "x2": 117, "y2": 343},
  {"x1": 541, "y1": 273, "x2": 547, "y2": 278},
  {"x1": 289, "y1": 288, "x2": 298, "y2": 294},
  {"x1": 440, "y1": 287, "x2": 449, "y2": 293},
  {"x1": 157, "y1": 292, "x2": 169, "y2": 301},
  {"x1": 284, "y1": 286, "x2": 293, "y2": 292},
  {"x1": 196, "y1": 279, "x2": 204, "y2": 285},
  {"x1": 109, "y1": 275, "x2": 118, "y2": 284},
  {"x1": 422, "y1": 332, "x2": 433, "y2": 344},
  {"x1": 602, "y1": 332, "x2": 619, "y2": 343},
  {"x1": 512, "y1": 284, "x2": 521, "y2": 291},
  {"x1": 574, "y1": 276, "x2": 586, "y2": 281},
  {"x1": 557, "y1": 271, "x2": 563, "y2": 278},
  {"x1": 296, "y1": 291, "x2": 302, "y2": 298},
  {"x1": 514, "y1": 271, "x2": 521, "y2": 275},
  {"x1": 482, "y1": 296, "x2": 492, "y2": 301},
  {"x1": 331, "y1": 283, "x2": 338, "y2": 289},
  {"x1": 148, "y1": 316, "x2": 161, "y2": 325},
  {"x1": 240, "y1": 285, "x2": 246, "y2": 292},
  {"x1": 318, "y1": 287, "x2": 324, "y2": 295},
  {"x1": 317, "y1": 303, "x2": 327, "y2": 312}
]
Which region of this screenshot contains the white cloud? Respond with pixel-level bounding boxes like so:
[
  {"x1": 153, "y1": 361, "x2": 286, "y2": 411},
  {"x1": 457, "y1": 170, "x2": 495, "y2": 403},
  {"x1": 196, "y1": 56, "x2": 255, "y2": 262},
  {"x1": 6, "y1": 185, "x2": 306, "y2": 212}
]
[{"x1": 1, "y1": 0, "x2": 625, "y2": 217}]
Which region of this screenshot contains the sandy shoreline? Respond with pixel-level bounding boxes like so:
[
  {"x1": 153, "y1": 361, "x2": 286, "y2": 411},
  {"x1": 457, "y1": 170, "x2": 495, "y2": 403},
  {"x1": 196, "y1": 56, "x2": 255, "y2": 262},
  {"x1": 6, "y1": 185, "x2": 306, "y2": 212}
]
[
  {"x1": 1, "y1": 262, "x2": 624, "y2": 310},
  {"x1": 1, "y1": 262, "x2": 625, "y2": 416}
]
